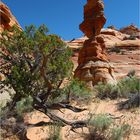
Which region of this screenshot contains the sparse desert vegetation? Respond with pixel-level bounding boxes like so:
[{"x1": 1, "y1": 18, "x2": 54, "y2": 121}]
[{"x1": 0, "y1": 1, "x2": 140, "y2": 140}]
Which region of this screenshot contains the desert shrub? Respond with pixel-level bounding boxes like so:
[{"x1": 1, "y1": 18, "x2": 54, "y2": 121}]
[
  {"x1": 118, "y1": 76, "x2": 140, "y2": 96},
  {"x1": 111, "y1": 124, "x2": 131, "y2": 140},
  {"x1": 95, "y1": 76, "x2": 140, "y2": 99},
  {"x1": 43, "y1": 78, "x2": 92, "y2": 105},
  {"x1": 64, "y1": 78, "x2": 93, "y2": 101},
  {"x1": 89, "y1": 114, "x2": 112, "y2": 132},
  {"x1": 123, "y1": 35, "x2": 137, "y2": 40},
  {"x1": 86, "y1": 114, "x2": 131, "y2": 140},
  {"x1": 86, "y1": 114, "x2": 112, "y2": 140},
  {"x1": 118, "y1": 93, "x2": 140, "y2": 110},
  {"x1": 94, "y1": 82, "x2": 119, "y2": 99},
  {"x1": 109, "y1": 47, "x2": 121, "y2": 53},
  {"x1": 127, "y1": 69, "x2": 136, "y2": 77},
  {"x1": 16, "y1": 96, "x2": 33, "y2": 116},
  {"x1": 48, "y1": 125, "x2": 62, "y2": 140}
]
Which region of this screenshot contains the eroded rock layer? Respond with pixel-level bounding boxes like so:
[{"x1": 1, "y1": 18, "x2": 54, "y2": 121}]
[
  {"x1": 74, "y1": 0, "x2": 116, "y2": 87},
  {"x1": 0, "y1": 2, "x2": 21, "y2": 33}
]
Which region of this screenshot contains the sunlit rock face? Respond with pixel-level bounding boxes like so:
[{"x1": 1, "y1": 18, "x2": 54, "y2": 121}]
[
  {"x1": 74, "y1": 0, "x2": 117, "y2": 88},
  {"x1": 80, "y1": 0, "x2": 106, "y2": 38},
  {"x1": 0, "y1": 2, "x2": 21, "y2": 33},
  {"x1": 0, "y1": 2, "x2": 21, "y2": 81},
  {"x1": 120, "y1": 24, "x2": 140, "y2": 39}
]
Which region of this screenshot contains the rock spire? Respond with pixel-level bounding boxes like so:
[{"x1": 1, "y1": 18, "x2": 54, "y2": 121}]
[{"x1": 74, "y1": 0, "x2": 116, "y2": 88}]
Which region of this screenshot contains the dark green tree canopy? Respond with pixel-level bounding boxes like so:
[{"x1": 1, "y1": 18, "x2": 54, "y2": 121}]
[{"x1": 1, "y1": 24, "x2": 73, "y2": 104}]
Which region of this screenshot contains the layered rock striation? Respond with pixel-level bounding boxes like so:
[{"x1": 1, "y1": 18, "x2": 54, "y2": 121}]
[
  {"x1": 0, "y1": 2, "x2": 21, "y2": 33},
  {"x1": 74, "y1": 0, "x2": 116, "y2": 87}
]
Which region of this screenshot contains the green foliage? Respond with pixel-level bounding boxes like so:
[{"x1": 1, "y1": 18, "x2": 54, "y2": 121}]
[
  {"x1": 0, "y1": 104, "x2": 8, "y2": 120},
  {"x1": 118, "y1": 76, "x2": 140, "y2": 96},
  {"x1": 95, "y1": 76, "x2": 140, "y2": 99},
  {"x1": 0, "y1": 24, "x2": 76, "y2": 139},
  {"x1": 1, "y1": 24, "x2": 73, "y2": 106},
  {"x1": 16, "y1": 96, "x2": 33, "y2": 116},
  {"x1": 49, "y1": 125, "x2": 62, "y2": 140},
  {"x1": 47, "y1": 79, "x2": 92, "y2": 104},
  {"x1": 86, "y1": 114, "x2": 131, "y2": 140},
  {"x1": 118, "y1": 93, "x2": 140, "y2": 110},
  {"x1": 65, "y1": 79, "x2": 92, "y2": 98},
  {"x1": 111, "y1": 124, "x2": 131, "y2": 140},
  {"x1": 89, "y1": 114, "x2": 112, "y2": 132}
]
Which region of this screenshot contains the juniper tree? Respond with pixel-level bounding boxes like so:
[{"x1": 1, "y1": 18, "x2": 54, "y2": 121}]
[{"x1": 0, "y1": 25, "x2": 90, "y2": 139}]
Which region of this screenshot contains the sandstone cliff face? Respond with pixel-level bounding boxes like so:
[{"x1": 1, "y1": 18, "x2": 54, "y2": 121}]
[
  {"x1": 74, "y1": 0, "x2": 116, "y2": 87},
  {"x1": 0, "y1": 2, "x2": 21, "y2": 33},
  {"x1": 0, "y1": 2, "x2": 21, "y2": 80}
]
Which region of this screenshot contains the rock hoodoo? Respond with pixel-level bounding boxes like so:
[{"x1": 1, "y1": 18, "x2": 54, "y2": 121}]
[{"x1": 74, "y1": 0, "x2": 116, "y2": 88}]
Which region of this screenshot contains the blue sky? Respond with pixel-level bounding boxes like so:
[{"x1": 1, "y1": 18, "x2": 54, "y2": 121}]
[{"x1": 2, "y1": 0, "x2": 140, "y2": 40}]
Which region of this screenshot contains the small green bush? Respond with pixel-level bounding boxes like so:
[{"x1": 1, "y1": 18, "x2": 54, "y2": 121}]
[
  {"x1": 118, "y1": 93, "x2": 140, "y2": 110},
  {"x1": 95, "y1": 76, "x2": 140, "y2": 99},
  {"x1": 111, "y1": 124, "x2": 131, "y2": 140},
  {"x1": 89, "y1": 114, "x2": 112, "y2": 132},
  {"x1": 46, "y1": 78, "x2": 92, "y2": 105},
  {"x1": 49, "y1": 125, "x2": 62, "y2": 140},
  {"x1": 16, "y1": 96, "x2": 33, "y2": 116},
  {"x1": 66, "y1": 79, "x2": 92, "y2": 98},
  {"x1": 86, "y1": 114, "x2": 131, "y2": 140}
]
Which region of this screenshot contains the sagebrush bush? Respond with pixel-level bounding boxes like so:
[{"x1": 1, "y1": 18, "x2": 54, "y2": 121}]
[
  {"x1": 111, "y1": 124, "x2": 131, "y2": 140},
  {"x1": 65, "y1": 79, "x2": 93, "y2": 100},
  {"x1": 86, "y1": 114, "x2": 131, "y2": 140},
  {"x1": 95, "y1": 76, "x2": 140, "y2": 99},
  {"x1": 89, "y1": 114, "x2": 112, "y2": 132},
  {"x1": 49, "y1": 125, "x2": 62, "y2": 140},
  {"x1": 118, "y1": 93, "x2": 140, "y2": 110},
  {"x1": 16, "y1": 96, "x2": 33, "y2": 116}
]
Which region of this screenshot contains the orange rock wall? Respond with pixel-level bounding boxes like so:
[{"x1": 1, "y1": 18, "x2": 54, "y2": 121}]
[{"x1": 0, "y1": 2, "x2": 21, "y2": 33}]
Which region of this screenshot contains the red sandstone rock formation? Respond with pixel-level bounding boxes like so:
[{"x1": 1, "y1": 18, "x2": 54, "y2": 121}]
[
  {"x1": 68, "y1": 27, "x2": 140, "y2": 80},
  {"x1": 80, "y1": 0, "x2": 106, "y2": 38},
  {"x1": 0, "y1": 2, "x2": 21, "y2": 80},
  {"x1": 74, "y1": 0, "x2": 116, "y2": 87},
  {"x1": 0, "y1": 2, "x2": 21, "y2": 33},
  {"x1": 120, "y1": 24, "x2": 140, "y2": 39}
]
